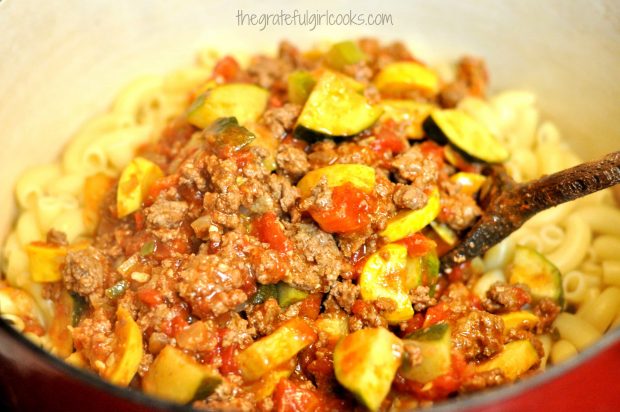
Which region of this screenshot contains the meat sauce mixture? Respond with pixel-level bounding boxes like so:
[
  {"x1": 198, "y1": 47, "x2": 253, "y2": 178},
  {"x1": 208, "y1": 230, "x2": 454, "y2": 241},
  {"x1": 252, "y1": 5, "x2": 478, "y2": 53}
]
[{"x1": 41, "y1": 39, "x2": 561, "y2": 411}]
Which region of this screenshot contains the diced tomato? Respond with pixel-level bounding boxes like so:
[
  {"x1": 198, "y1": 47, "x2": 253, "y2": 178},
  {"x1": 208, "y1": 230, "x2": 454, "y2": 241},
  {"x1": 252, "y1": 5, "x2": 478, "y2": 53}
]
[
  {"x1": 400, "y1": 313, "x2": 425, "y2": 337},
  {"x1": 419, "y1": 140, "x2": 445, "y2": 170},
  {"x1": 371, "y1": 119, "x2": 408, "y2": 156},
  {"x1": 273, "y1": 379, "x2": 322, "y2": 412},
  {"x1": 220, "y1": 344, "x2": 240, "y2": 375},
  {"x1": 281, "y1": 135, "x2": 309, "y2": 151},
  {"x1": 133, "y1": 211, "x2": 145, "y2": 231},
  {"x1": 447, "y1": 261, "x2": 472, "y2": 283},
  {"x1": 269, "y1": 93, "x2": 284, "y2": 108},
  {"x1": 171, "y1": 315, "x2": 189, "y2": 337},
  {"x1": 309, "y1": 183, "x2": 374, "y2": 234},
  {"x1": 145, "y1": 174, "x2": 179, "y2": 205},
  {"x1": 422, "y1": 227, "x2": 453, "y2": 257},
  {"x1": 252, "y1": 212, "x2": 292, "y2": 253},
  {"x1": 394, "y1": 352, "x2": 471, "y2": 401},
  {"x1": 212, "y1": 56, "x2": 240, "y2": 83},
  {"x1": 423, "y1": 302, "x2": 451, "y2": 327},
  {"x1": 298, "y1": 293, "x2": 322, "y2": 320},
  {"x1": 399, "y1": 233, "x2": 437, "y2": 257},
  {"x1": 137, "y1": 289, "x2": 163, "y2": 308}
]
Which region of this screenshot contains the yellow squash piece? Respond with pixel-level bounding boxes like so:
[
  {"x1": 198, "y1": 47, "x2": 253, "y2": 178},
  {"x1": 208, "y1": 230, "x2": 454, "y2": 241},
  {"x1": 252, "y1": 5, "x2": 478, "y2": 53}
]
[
  {"x1": 143, "y1": 345, "x2": 222, "y2": 404},
  {"x1": 381, "y1": 188, "x2": 441, "y2": 242},
  {"x1": 83, "y1": 172, "x2": 115, "y2": 234},
  {"x1": 476, "y1": 340, "x2": 539, "y2": 381},
  {"x1": 359, "y1": 244, "x2": 414, "y2": 324},
  {"x1": 450, "y1": 172, "x2": 487, "y2": 196},
  {"x1": 187, "y1": 83, "x2": 269, "y2": 129},
  {"x1": 333, "y1": 327, "x2": 403, "y2": 412},
  {"x1": 315, "y1": 313, "x2": 349, "y2": 345},
  {"x1": 374, "y1": 62, "x2": 440, "y2": 96},
  {"x1": 297, "y1": 163, "x2": 376, "y2": 198},
  {"x1": 500, "y1": 311, "x2": 540, "y2": 335},
  {"x1": 236, "y1": 318, "x2": 317, "y2": 382},
  {"x1": 103, "y1": 307, "x2": 143, "y2": 386},
  {"x1": 116, "y1": 157, "x2": 163, "y2": 218},
  {"x1": 296, "y1": 70, "x2": 382, "y2": 137},
  {"x1": 379, "y1": 100, "x2": 436, "y2": 139},
  {"x1": 400, "y1": 323, "x2": 452, "y2": 383},
  {"x1": 25, "y1": 242, "x2": 67, "y2": 283}
]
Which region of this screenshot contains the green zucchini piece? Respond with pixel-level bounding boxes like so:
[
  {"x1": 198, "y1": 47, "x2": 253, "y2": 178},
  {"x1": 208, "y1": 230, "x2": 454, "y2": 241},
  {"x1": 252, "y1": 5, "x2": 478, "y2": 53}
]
[
  {"x1": 400, "y1": 323, "x2": 452, "y2": 383},
  {"x1": 187, "y1": 83, "x2": 269, "y2": 129},
  {"x1": 380, "y1": 188, "x2": 441, "y2": 242},
  {"x1": 333, "y1": 327, "x2": 403, "y2": 411},
  {"x1": 429, "y1": 221, "x2": 458, "y2": 246},
  {"x1": 423, "y1": 109, "x2": 509, "y2": 163},
  {"x1": 325, "y1": 40, "x2": 366, "y2": 70},
  {"x1": 143, "y1": 345, "x2": 222, "y2": 404},
  {"x1": 202, "y1": 117, "x2": 255, "y2": 153},
  {"x1": 374, "y1": 62, "x2": 440, "y2": 96},
  {"x1": 287, "y1": 71, "x2": 316, "y2": 105},
  {"x1": 405, "y1": 250, "x2": 440, "y2": 296},
  {"x1": 276, "y1": 282, "x2": 309, "y2": 307},
  {"x1": 475, "y1": 340, "x2": 539, "y2": 380},
  {"x1": 508, "y1": 245, "x2": 564, "y2": 305},
  {"x1": 252, "y1": 284, "x2": 278, "y2": 305},
  {"x1": 295, "y1": 70, "x2": 382, "y2": 140}
]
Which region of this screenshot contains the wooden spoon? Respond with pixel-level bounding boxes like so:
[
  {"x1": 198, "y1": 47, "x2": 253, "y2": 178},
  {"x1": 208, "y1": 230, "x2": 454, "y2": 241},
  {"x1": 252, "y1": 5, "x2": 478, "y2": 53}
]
[{"x1": 440, "y1": 151, "x2": 620, "y2": 270}]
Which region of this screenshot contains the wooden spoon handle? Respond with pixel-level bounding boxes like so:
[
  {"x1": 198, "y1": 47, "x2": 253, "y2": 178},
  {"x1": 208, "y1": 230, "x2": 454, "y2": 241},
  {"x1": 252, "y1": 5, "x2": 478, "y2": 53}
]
[{"x1": 441, "y1": 151, "x2": 620, "y2": 270}]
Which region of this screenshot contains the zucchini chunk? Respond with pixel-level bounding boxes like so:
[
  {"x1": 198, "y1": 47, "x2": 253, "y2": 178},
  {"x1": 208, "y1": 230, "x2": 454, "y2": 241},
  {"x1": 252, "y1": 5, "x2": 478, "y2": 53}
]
[
  {"x1": 276, "y1": 282, "x2": 309, "y2": 308},
  {"x1": 380, "y1": 188, "x2": 441, "y2": 242},
  {"x1": 287, "y1": 71, "x2": 316, "y2": 105},
  {"x1": 476, "y1": 340, "x2": 539, "y2": 380},
  {"x1": 295, "y1": 70, "x2": 382, "y2": 139},
  {"x1": 379, "y1": 99, "x2": 436, "y2": 139},
  {"x1": 143, "y1": 345, "x2": 222, "y2": 404},
  {"x1": 374, "y1": 62, "x2": 440, "y2": 96},
  {"x1": 400, "y1": 323, "x2": 452, "y2": 383},
  {"x1": 117, "y1": 157, "x2": 163, "y2": 218},
  {"x1": 359, "y1": 244, "x2": 414, "y2": 324},
  {"x1": 236, "y1": 318, "x2": 317, "y2": 382},
  {"x1": 315, "y1": 313, "x2": 349, "y2": 345},
  {"x1": 325, "y1": 40, "x2": 366, "y2": 70},
  {"x1": 405, "y1": 250, "x2": 440, "y2": 294},
  {"x1": 508, "y1": 245, "x2": 564, "y2": 305},
  {"x1": 333, "y1": 327, "x2": 403, "y2": 411},
  {"x1": 102, "y1": 307, "x2": 143, "y2": 386},
  {"x1": 296, "y1": 163, "x2": 376, "y2": 198},
  {"x1": 187, "y1": 83, "x2": 269, "y2": 129},
  {"x1": 423, "y1": 109, "x2": 509, "y2": 163},
  {"x1": 429, "y1": 221, "x2": 458, "y2": 246}
]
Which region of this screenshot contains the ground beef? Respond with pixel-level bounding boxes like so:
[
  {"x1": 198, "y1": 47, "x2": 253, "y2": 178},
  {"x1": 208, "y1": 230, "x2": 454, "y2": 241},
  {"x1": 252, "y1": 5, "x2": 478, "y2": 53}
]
[
  {"x1": 62, "y1": 246, "x2": 109, "y2": 298},
  {"x1": 246, "y1": 298, "x2": 281, "y2": 336},
  {"x1": 482, "y1": 282, "x2": 531, "y2": 314},
  {"x1": 252, "y1": 247, "x2": 287, "y2": 285},
  {"x1": 298, "y1": 177, "x2": 333, "y2": 212},
  {"x1": 263, "y1": 103, "x2": 301, "y2": 138},
  {"x1": 325, "y1": 280, "x2": 360, "y2": 313},
  {"x1": 196, "y1": 375, "x2": 256, "y2": 412},
  {"x1": 439, "y1": 56, "x2": 489, "y2": 108},
  {"x1": 144, "y1": 199, "x2": 188, "y2": 229},
  {"x1": 460, "y1": 369, "x2": 507, "y2": 393},
  {"x1": 284, "y1": 222, "x2": 351, "y2": 292},
  {"x1": 409, "y1": 286, "x2": 437, "y2": 312},
  {"x1": 438, "y1": 191, "x2": 482, "y2": 231},
  {"x1": 390, "y1": 146, "x2": 438, "y2": 188},
  {"x1": 72, "y1": 307, "x2": 114, "y2": 372},
  {"x1": 453, "y1": 310, "x2": 504, "y2": 361},
  {"x1": 177, "y1": 233, "x2": 255, "y2": 319},
  {"x1": 392, "y1": 183, "x2": 427, "y2": 210},
  {"x1": 342, "y1": 61, "x2": 373, "y2": 83},
  {"x1": 247, "y1": 55, "x2": 291, "y2": 90},
  {"x1": 276, "y1": 144, "x2": 310, "y2": 181},
  {"x1": 533, "y1": 298, "x2": 561, "y2": 333},
  {"x1": 349, "y1": 298, "x2": 396, "y2": 330},
  {"x1": 307, "y1": 140, "x2": 378, "y2": 169},
  {"x1": 267, "y1": 174, "x2": 300, "y2": 214},
  {"x1": 220, "y1": 312, "x2": 256, "y2": 347}
]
